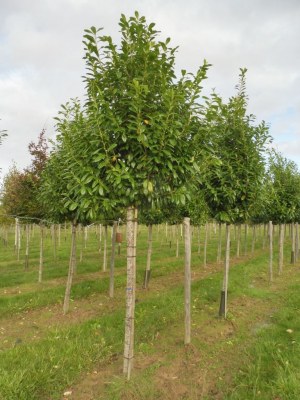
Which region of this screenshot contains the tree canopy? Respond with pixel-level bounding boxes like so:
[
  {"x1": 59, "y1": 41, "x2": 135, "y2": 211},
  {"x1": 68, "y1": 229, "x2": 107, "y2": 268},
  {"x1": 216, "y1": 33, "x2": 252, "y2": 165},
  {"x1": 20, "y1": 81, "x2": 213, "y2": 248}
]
[
  {"x1": 41, "y1": 12, "x2": 210, "y2": 221},
  {"x1": 198, "y1": 69, "x2": 270, "y2": 224}
]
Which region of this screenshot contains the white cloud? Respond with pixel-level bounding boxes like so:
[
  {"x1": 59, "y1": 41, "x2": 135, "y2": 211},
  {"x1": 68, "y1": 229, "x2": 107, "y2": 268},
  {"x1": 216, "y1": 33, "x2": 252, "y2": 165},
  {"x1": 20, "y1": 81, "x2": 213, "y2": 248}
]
[{"x1": 0, "y1": 0, "x2": 300, "y2": 179}]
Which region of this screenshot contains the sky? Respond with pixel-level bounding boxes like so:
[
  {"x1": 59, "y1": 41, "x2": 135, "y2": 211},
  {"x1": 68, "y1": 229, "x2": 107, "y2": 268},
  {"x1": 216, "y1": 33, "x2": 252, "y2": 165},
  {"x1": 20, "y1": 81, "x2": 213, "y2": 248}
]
[{"x1": 0, "y1": 0, "x2": 299, "y2": 181}]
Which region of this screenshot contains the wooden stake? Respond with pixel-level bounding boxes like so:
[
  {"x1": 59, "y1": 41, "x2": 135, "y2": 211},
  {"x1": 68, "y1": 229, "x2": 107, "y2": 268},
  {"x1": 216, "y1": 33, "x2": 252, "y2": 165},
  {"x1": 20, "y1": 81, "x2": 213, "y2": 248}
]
[
  {"x1": 103, "y1": 225, "x2": 108, "y2": 271},
  {"x1": 184, "y1": 217, "x2": 191, "y2": 344},
  {"x1": 143, "y1": 224, "x2": 153, "y2": 289},
  {"x1": 278, "y1": 223, "x2": 284, "y2": 275},
  {"x1": 291, "y1": 222, "x2": 296, "y2": 264},
  {"x1": 219, "y1": 224, "x2": 230, "y2": 318},
  {"x1": 123, "y1": 206, "x2": 138, "y2": 380},
  {"x1": 63, "y1": 223, "x2": 77, "y2": 314},
  {"x1": 109, "y1": 221, "x2": 117, "y2": 298},
  {"x1": 38, "y1": 224, "x2": 44, "y2": 283},
  {"x1": 217, "y1": 223, "x2": 222, "y2": 263},
  {"x1": 24, "y1": 224, "x2": 30, "y2": 270},
  {"x1": 269, "y1": 221, "x2": 273, "y2": 282},
  {"x1": 236, "y1": 224, "x2": 241, "y2": 257},
  {"x1": 203, "y1": 223, "x2": 208, "y2": 267}
]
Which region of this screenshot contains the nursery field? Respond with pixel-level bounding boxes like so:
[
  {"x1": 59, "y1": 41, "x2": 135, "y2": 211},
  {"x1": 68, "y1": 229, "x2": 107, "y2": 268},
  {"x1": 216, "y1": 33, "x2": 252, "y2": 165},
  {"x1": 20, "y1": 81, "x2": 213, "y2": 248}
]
[{"x1": 0, "y1": 223, "x2": 300, "y2": 400}]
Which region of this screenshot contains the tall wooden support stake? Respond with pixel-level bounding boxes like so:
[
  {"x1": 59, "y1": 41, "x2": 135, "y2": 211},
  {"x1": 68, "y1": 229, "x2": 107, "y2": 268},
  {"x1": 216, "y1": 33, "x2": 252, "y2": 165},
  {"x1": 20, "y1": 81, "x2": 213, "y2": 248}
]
[
  {"x1": 103, "y1": 225, "x2": 108, "y2": 271},
  {"x1": 84, "y1": 226, "x2": 88, "y2": 249},
  {"x1": 63, "y1": 223, "x2": 77, "y2": 315},
  {"x1": 58, "y1": 224, "x2": 61, "y2": 247},
  {"x1": 38, "y1": 224, "x2": 44, "y2": 283},
  {"x1": 219, "y1": 224, "x2": 230, "y2": 318},
  {"x1": 262, "y1": 223, "x2": 266, "y2": 249},
  {"x1": 203, "y1": 223, "x2": 208, "y2": 267},
  {"x1": 143, "y1": 224, "x2": 153, "y2": 289},
  {"x1": 176, "y1": 225, "x2": 180, "y2": 258},
  {"x1": 217, "y1": 223, "x2": 222, "y2": 263},
  {"x1": 244, "y1": 224, "x2": 248, "y2": 255},
  {"x1": 109, "y1": 221, "x2": 117, "y2": 298},
  {"x1": 53, "y1": 224, "x2": 57, "y2": 262},
  {"x1": 98, "y1": 224, "x2": 102, "y2": 253},
  {"x1": 236, "y1": 224, "x2": 241, "y2": 257},
  {"x1": 278, "y1": 223, "x2": 284, "y2": 275},
  {"x1": 14, "y1": 218, "x2": 18, "y2": 253},
  {"x1": 183, "y1": 217, "x2": 191, "y2": 344},
  {"x1": 197, "y1": 225, "x2": 201, "y2": 255},
  {"x1": 296, "y1": 222, "x2": 299, "y2": 263},
  {"x1": 123, "y1": 207, "x2": 138, "y2": 380},
  {"x1": 291, "y1": 222, "x2": 296, "y2": 264},
  {"x1": 24, "y1": 224, "x2": 30, "y2": 270},
  {"x1": 269, "y1": 221, "x2": 273, "y2": 282},
  {"x1": 251, "y1": 225, "x2": 256, "y2": 256}
]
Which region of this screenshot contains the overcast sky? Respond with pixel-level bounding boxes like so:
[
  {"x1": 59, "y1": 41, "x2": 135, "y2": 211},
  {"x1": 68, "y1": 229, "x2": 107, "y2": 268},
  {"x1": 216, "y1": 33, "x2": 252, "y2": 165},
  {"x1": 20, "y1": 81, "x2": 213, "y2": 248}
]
[{"x1": 0, "y1": 0, "x2": 299, "y2": 181}]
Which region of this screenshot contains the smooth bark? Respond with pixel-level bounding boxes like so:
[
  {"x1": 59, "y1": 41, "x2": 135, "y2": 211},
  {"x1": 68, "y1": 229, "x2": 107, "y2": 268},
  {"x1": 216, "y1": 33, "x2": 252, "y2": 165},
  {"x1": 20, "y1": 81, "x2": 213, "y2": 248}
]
[
  {"x1": 123, "y1": 207, "x2": 138, "y2": 380},
  {"x1": 184, "y1": 217, "x2": 191, "y2": 344},
  {"x1": 63, "y1": 223, "x2": 77, "y2": 314},
  {"x1": 219, "y1": 224, "x2": 230, "y2": 318}
]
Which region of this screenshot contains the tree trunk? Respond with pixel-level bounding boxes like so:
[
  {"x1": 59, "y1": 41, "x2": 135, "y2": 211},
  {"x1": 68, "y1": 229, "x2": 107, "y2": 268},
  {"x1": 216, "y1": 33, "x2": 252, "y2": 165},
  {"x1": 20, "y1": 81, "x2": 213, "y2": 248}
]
[
  {"x1": 269, "y1": 221, "x2": 273, "y2": 282},
  {"x1": 58, "y1": 224, "x2": 61, "y2": 247},
  {"x1": 296, "y1": 222, "x2": 299, "y2": 263},
  {"x1": 176, "y1": 225, "x2": 180, "y2": 258},
  {"x1": 109, "y1": 221, "x2": 117, "y2": 298},
  {"x1": 262, "y1": 223, "x2": 266, "y2": 250},
  {"x1": 219, "y1": 224, "x2": 230, "y2": 318},
  {"x1": 184, "y1": 217, "x2": 191, "y2": 344},
  {"x1": 123, "y1": 206, "x2": 138, "y2": 380},
  {"x1": 291, "y1": 222, "x2": 295, "y2": 264},
  {"x1": 197, "y1": 225, "x2": 201, "y2": 255},
  {"x1": 53, "y1": 224, "x2": 57, "y2": 262},
  {"x1": 244, "y1": 224, "x2": 248, "y2": 256},
  {"x1": 251, "y1": 225, "x2": 256, "y2": 256},
  {"x1": 278, "y1": 223, "x2": 284, "y2": 275},
  {"x1": 63, "y1": 223, "x2": 77, "y2": 315},
  {"x1": 79, "y1": 224, "x2": 84, "y2": 263},
  {"x1": 64, "y1": 221, "x2": 67, "y2": 242},
  {"x1": 14, "y1": 218, "x2": 18, "y2": 254},
  {"x1": 84, "y1": 226, "x2": 88, "y2": 249},
  {"x1": 143, "y1": 224, "x2": 153, "y2": 289},
  {"x1": 236, "y1": 224, "x2": 241, "y2": 257},
  {"x1": 103, "y1": 225, "x2": 108, "y2": 271},
  {"x1": 38, "y1": 224, "x2": 44, "y2": 283},
  {"x1": 203, "y1": 223, "x2": 208, "y2": 267},
  {"x1": 24, "y1": 224, "x2": 30, "y2": 270},
  {"x1": 117, "y1": 224, "x2": 122, "y2": 256},
  {"x1": 98, "y1": 224, "x2": 102, "y2": 254},
  {"x1": 217, "y1": 223, "x2": 222, "y2": 263},
  {"x1": 15, "y1": 218, "x2": 21, "y2": 261}
]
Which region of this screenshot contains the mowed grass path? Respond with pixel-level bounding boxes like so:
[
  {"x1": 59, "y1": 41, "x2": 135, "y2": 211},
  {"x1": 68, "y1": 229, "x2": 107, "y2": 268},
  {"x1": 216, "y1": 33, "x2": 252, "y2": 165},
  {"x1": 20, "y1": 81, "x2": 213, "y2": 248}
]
[{"x1": 0, "y1": 223, "x2": 298, "y2": 399}]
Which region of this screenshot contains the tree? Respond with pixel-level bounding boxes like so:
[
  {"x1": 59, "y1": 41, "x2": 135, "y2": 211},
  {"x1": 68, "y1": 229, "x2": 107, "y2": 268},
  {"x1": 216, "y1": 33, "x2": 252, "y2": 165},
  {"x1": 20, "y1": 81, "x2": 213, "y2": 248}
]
[
  {"x1": 43, "y1": 11, "x2": 210, "y2": 378},
  {"x1": 252, "y1": 151, "x2": 300, "y2": 272},
  {"x1": 199, "y1": 69, "x2": 270, "y2": 224},
  {"x1": 197, "y1": 69, "x2": 270, "y2": 317},
  {"x1": 1, "y1": 130, "x2": 48, "y2": 220},
  {"x1": 83, "y1": 12, "x2": 210, "y2": 378},
  {"x1": 261, "y1": 150, "x2": 300, "y2": 224}
]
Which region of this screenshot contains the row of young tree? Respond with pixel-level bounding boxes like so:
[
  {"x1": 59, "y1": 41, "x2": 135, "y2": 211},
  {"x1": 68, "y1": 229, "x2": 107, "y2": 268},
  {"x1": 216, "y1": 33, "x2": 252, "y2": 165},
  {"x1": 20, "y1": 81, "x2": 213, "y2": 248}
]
[{"x1": 1, "y1": 12, "x2": 300, "y2": 379}]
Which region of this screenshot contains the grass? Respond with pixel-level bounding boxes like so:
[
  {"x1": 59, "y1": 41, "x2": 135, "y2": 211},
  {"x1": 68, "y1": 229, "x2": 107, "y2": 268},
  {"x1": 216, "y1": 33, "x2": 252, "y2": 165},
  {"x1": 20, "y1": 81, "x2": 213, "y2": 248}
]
[
  {"x1": 0, "y1": 222, "x2": 298, "y2": 399},
  {"x1": 226, "y1": 281, "x2": 300, "y2": 400}
]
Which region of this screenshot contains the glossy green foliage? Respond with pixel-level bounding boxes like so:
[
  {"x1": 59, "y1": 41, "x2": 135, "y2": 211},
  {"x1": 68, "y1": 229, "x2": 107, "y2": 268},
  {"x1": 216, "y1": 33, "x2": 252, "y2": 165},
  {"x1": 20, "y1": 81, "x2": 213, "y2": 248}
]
[
  {"x1": 40, "y1": 12, "x2": 210, "y2": 222},
  {"x1": 82, "y1": 12, "x2": 210, "y2": 209},
  {"x1": 254, "y1": 151, "x2": 300, "y2": 224},
  {"x1": 199, "y1": 69, "x2": 270, "y2": 224}
]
